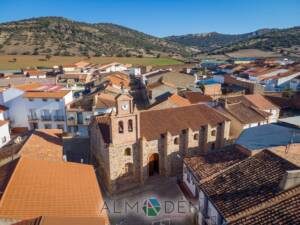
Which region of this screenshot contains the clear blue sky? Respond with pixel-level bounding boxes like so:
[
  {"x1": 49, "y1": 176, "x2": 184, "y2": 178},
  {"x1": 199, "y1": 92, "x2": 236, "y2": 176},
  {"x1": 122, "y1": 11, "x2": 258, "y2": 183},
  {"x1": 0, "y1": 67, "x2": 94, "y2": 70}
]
[{"x1": 1, "y1": 0, "x2": 300, "y2": 37}]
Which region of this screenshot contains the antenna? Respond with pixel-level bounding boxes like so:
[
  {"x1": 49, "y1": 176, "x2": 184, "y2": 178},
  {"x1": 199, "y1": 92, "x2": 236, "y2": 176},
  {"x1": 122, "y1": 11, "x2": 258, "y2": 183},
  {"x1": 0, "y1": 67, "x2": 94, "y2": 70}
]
[{"x1": 285, "y1": 129, "x2": 299, "y2": 153}]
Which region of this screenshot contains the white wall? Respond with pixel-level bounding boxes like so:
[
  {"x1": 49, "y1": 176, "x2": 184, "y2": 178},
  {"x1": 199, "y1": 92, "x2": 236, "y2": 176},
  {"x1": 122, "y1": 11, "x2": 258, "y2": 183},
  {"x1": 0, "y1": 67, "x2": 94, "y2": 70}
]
[
  {"x1": 7, "y1": 95, "x2": 28, "y2": 128},
  {"x1": 183, "y1": 164, "x2": 197, "y2": 197},
  {"x1": 25, "y1": 98, "x2": 67, "y2": 130},
  {"x1": 207, "y1": 201, "x2": 220, "y2": 225},
  {"x1": 0, "y1": 123, "x2": 10, "y2": 148}
]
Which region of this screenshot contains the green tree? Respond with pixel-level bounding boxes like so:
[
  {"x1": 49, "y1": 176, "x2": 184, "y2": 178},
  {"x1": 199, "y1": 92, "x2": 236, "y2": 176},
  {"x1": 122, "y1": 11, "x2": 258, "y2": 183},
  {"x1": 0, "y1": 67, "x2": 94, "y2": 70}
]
[{"x1": 45, "y1": 55, "x2": 51, "y2": 61}]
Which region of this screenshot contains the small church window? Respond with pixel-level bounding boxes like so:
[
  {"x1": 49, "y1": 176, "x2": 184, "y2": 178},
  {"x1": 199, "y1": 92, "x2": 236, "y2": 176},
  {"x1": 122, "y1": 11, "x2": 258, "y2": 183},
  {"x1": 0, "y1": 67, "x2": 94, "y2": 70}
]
[
  {"x1": 124, "y1": 148, "x2": 131, "y2": 156},
  {"x1": 128, "y1": 119, "x2": 133, "y2": 132},
  {"x1": 211, "y1": 130, "x2": 216, "y2": 136},
  {"x1": 174, "y1": 137, "x2": 179, "y2": 145},
  {"x1": 118, "y1": 121, "x2": 124, "y2": 133},
  {"x1": 194, "y1": 133, "x2": 199, "y2": 140}
]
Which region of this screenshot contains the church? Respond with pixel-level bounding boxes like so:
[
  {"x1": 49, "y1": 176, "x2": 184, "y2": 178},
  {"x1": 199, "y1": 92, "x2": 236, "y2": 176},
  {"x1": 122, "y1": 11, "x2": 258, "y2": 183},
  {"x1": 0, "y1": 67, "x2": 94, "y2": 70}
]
[{"x1": 90, "y1": 93, "x2": 231, "y2": 194}]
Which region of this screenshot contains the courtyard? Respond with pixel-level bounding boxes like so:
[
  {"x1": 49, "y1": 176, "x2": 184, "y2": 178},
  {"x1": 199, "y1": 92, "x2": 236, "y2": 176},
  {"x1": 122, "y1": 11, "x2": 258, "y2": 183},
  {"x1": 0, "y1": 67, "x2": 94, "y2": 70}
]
[{"x1": 100, "y1": 176, "x2": 196, "y2": 225}]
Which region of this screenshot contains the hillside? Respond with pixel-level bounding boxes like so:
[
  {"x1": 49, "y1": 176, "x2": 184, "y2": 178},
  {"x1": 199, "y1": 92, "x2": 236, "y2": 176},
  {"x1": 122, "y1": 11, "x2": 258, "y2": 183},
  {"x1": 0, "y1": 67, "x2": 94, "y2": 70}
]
[
  {"x1": 165, "y1": 27, "x2": 300, "y2": 56},
  {"x1": 165, "y1": 29, "x2": 272, "y2": 52},
  {"x1": 0, "y1": 17, "x2": 190, "y2": 58}
]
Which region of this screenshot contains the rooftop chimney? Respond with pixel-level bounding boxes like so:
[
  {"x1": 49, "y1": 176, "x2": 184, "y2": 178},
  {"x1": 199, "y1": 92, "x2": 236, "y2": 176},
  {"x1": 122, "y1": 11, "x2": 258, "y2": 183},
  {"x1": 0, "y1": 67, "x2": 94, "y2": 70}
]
[{"x1": 279, "y1": 170, "x2": 300, "y2": 190}]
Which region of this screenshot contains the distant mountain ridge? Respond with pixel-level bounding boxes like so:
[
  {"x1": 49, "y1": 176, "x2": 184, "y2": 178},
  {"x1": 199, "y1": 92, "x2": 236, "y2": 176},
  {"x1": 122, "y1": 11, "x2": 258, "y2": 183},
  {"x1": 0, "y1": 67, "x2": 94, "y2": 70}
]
[
  {"x1": 0, "y1": 17, "x2": 190, "y2": 57},
  {"x1": 0, "y1": 17, "x2": 299, "y2": 58},
  {"x1": 165, "y1": 27, "x2": 300, "y2": 54}
]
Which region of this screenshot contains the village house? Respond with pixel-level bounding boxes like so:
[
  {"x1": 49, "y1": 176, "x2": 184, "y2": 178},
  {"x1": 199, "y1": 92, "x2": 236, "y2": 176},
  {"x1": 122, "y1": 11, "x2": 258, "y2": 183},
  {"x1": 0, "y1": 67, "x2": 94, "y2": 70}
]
[
  {"x1": 147, "y1": 81, "x2": 177, "y2": 105},
  {"x1": 0, "y1": 103, "x2": 10, "y2": 148},
  {"x1": 185, "y1": 148, "x2": 300, "y2": 225},
  {"x1": 225, "y1": 94, "x2": 280, "y2": 123},
  {"x1": 148, "y1": 93, "x2": 190, "y2": 110},
  {"x1": 23, "y1": 69, "x2": 47, "y2": 79},
  {"x1": 1, "y1": 84, "x2": 75, "y2": 132},
  {"x1": 90, "y1": 93, "x2": 231, "y2": 194},
  {"x1": 181, "y1": 91, "x2": 213, "y2": 105},
  {"x1": 0, "y1": 120, "x2": 10, "y2": 148},
  {"x1": 99, "y1": 72, "x2": 131, "y2": 92},
  {"x1": 22, "y1": 87, "x2": 72, "y2": 131},
  {"x1": 216, "y1": 99, "x2": 270, "y2": 137},
  {"x1": 66, "y1": 92, "x2": 117, "y2": 136},
  {"x1": 97, "y1": 62, "x2": 130, "y2": 74}
]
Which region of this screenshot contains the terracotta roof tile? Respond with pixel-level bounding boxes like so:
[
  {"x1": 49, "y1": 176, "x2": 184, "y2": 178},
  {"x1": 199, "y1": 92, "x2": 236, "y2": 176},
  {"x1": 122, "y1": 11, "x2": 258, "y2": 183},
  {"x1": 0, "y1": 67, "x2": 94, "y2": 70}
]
[
  {"x1": 168, "y1": 94, "x2": 190, "y2": 107},
  {"x1": 183, "y1": 92, "x2": 213, "y2": 104},
  {"x1": 228, "y1": 94, "x2": 277, "y2": 110},
  {"x1": 95, "y1": 93, "x2": 116, "y2": 109},
  {"x1": 229, "y1": 187, "x2": 300, "y2": 225},
  {"x1": 225, "y1": 102, "x2": 269, "y2": 124},
  {"x1": 184, "y1": 147, "x2": 248, "y2": 182},
  {"x1": 19, "y1": 129, "x2": 63, "y2": 162},
  {"x1": 200, "y1": 150, "x2": 299, "y2": 221},
  {"x1": 13, "y1": 216, "x2": 106, "y2": 225},
  {"x1": 140, "y1": 104, "x2": 230, "y2": 140},
  {"x1": 13, "y1": 83, "x2": 43, "y2": 91},
  {"x1": 0, "y1": 157, "x2": 108, "y2": 221},
  {"x1": 24, "y1": 90, "x2": 70, "y2": 99},
  {"x1": 244, "y1": 94, "x2": 278, "y2": 110},
  {"x1": 24, "y1": 70, "x2": 46, "y2": 76}
]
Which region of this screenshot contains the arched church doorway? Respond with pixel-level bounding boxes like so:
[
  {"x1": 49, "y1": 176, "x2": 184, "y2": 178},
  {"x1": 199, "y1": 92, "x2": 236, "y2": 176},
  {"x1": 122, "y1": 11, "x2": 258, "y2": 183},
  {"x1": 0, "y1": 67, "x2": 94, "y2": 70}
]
[{"x1": 148, "y1": 153, "x2": 159, "y2": 176}]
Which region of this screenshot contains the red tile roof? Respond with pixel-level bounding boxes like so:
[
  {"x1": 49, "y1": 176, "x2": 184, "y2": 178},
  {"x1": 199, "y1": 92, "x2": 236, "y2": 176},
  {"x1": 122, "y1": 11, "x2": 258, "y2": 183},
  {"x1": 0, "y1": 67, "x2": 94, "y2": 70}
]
[
  {"x1": 225, "y1": 102, "x2": 269, "y2": 124},
  {"x1": 184, "y1": 147, "x2": 248, "y2": 182},
  {"x1": 168, "y1": 94, "x2": 191, "y2": 106},
  {"x1": 0, "y1": 157, "x2": 108, "y2": 222},
  {"x1": 95, "y1": 93, "x2": 116, "y2": 109},
  {"x1": 183, "y1": 92, "x2": 213, "y2": 104},
  {"x1": 13, "y1": 216, "x2": 106, "y2": 225},
  {"x1": 244, "y1": 94, "x2": 278, "y2": 110},
  {"x1": 199, "y1": 150, "x2": 299, "y2": 221},
  {"x1": 140, "y1": 104, "x2": 230, "y2": 140},
  {"x1": 228, "y1": 94, "x2": 278, "y2": 110},
  {"x1": 229, "y1": 186, "x2": 300, "y2": 225},
  {"x1": 23, "y1": 90, "x2": 71, "y2": 99},
  {"x1": 13, "y1": 83, "x2": 43, "y2": 91},
  {"x1": 19, "y1": 129, "x2": 63, "y2": 162}
]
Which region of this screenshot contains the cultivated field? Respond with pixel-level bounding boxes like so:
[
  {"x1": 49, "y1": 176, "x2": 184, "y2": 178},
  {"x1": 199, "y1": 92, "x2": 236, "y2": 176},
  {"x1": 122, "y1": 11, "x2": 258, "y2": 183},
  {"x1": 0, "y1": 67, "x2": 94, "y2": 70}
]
[
  {"x1": 0, "y1": 55, "x2": 183, "y2": 70},
  {"x1": 226, "y1": 49, "x2": 280, "y2": 58}
]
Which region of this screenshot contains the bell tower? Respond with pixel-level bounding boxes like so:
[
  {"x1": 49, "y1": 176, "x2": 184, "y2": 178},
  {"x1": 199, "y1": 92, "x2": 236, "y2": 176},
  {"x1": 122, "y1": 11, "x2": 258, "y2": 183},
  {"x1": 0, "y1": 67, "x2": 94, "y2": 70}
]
[{"x1": 110, "y1": 93, "x2": 139, "y2": 145}]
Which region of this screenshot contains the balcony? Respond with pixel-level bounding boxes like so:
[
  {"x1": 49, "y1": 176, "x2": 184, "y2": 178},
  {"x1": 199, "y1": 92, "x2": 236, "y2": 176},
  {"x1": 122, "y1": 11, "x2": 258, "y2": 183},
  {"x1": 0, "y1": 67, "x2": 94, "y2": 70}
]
[
  {"x1": 28, "y1": 114, "x2": 38, "y2": 121},
  {"x1": 53, "y1": 115, "x2": 65, "y2": 121},
  {"x1": 67, "y1": 117, "x2": 77, "y2": 126},
  {"x1": 41, "y1": 115, "x2": 52, "y2": 121}
]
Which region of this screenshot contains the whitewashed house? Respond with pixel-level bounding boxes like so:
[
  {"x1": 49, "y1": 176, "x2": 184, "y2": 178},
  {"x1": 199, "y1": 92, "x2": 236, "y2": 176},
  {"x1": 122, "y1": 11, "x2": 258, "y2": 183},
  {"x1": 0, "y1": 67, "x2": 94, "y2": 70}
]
[
  {"x1": 24, "y1": 89, "x2": 73, "y2": 131},
  {"x1": 0, "y1": 120, "x2": 10, "y2": 148},
  {"x1": 0, "y1": 84, "x2": 73, "y2": 131},
  {"x1": 98, "y1": 62, "x2": 129, "y2": 74},
  {"x1": 0, "y1": 105, "x2": 10, "y2": 148}
]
